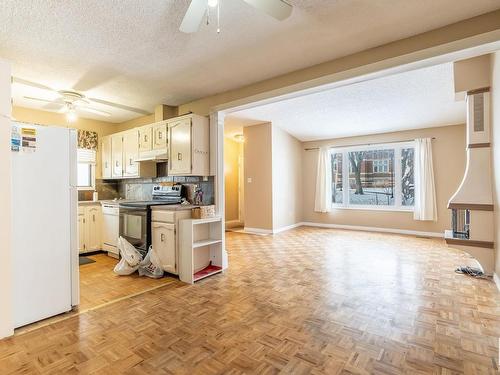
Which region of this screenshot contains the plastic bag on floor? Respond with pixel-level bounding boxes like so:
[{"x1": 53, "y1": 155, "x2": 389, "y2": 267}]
[
  {"x1": 113, "y1": 236, "x2": 143, "y2": 276},
  {"x1": 118, "y1": 236, "x2": 142, "y2": 266},
  {"x1": 138, "y1": 246, "x2": 164, "y2": 279}
]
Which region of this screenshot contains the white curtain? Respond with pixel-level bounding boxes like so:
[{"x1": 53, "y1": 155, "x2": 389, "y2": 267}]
[
  {"x1": 414, "y1": 138, "x2": 437, "y2": 221},
  {"x1": 314, "y1": 146, "x2": 332, "y2": 213}
]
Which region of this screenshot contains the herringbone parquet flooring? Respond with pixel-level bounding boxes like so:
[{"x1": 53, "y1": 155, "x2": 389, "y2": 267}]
[{"x1": 1, "y1": 227, "x2": 499, "y2": 374}]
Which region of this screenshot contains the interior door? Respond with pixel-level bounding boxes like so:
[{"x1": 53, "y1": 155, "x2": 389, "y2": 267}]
[
  {"x1": 139, "y1": 126, "x2": 152, "y2": 152},
  {"x1": 101, "y1": 136, "x2": 112, "y2": 178},
  {"x1": 169, "y1": 119, "x2": 191, "y2": 175},
  {"x1": 152, "y1": 222, "x2": 176, "y2": 274},
  {"x1": 123, "y1": 130, "x2": 139, "y2": 177},
  {"x1": 111, "y1": 134, "x2": 123, "y2": 178},
  {"x1": 153, "y1": 122, "x2": 167, "y2": 150}
]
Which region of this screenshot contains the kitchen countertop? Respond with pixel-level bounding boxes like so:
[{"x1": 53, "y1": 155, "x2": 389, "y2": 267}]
[{"x1": 151, "y1": 204, "x2": 199, "y2": 211}]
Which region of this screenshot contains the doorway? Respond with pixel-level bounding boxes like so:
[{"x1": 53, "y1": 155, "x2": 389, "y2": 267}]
[{"x1": 224, "y1": 131, "x2": 245, "y2": 230}]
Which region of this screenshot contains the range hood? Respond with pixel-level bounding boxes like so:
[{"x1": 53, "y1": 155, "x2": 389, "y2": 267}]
[{"x1": 134, "y1": 149, "x2": 168, "y2": 162}]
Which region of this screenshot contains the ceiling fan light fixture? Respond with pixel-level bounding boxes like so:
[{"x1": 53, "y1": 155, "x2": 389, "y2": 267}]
[
  {"x1": 207, "y1": 0, "x2": 218, "y2": 7},
  {"x1": 66, "y1": 106, "x2": 77, "y2": 123}
]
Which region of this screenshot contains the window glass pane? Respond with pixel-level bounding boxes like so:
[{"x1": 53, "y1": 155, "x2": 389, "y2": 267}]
[
  {"x1": 77, "y1": 163, "x2": 92, "y2": 187},
  {"x1": 401, "y1": 148, "x2": 415, "y2": 206},
  {"x1": 331, "y1": 152, "x2": 343, "y2": 204},
  {"x1": 348, "y1": 149, "x2": 395, "y2": 206}
]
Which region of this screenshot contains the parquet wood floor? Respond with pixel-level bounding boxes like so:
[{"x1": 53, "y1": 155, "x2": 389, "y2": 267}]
[{"x1": 1, "y1": 227, "x2": 499, "y2": 374}]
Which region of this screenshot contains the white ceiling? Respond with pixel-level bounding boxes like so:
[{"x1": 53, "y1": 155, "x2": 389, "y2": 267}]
[
  {"x1": 1, "y1": 0, "x2": 498, "y2": 123},
  {"x1": 224, "y1": 63, "x2": 466, "y2": 141}
]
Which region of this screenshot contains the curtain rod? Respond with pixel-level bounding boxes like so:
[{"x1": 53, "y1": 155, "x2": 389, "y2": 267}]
[{"x1": 304, "y1": 137, "x2": 436, "y2": 151}]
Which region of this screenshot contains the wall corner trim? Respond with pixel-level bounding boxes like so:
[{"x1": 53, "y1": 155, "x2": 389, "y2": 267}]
[
  {"x1": 243, "y1": 227, "x2": 274, "y2": 235},
  {"x1": 299, "y1": 222, "x2": 444, "y2": 238},
  {"x1": 493, "y1": 273, "x2": 500, "y2": 292},
  {"x1": 272, "y1": 223, "x2": 303, "y2": 234}
]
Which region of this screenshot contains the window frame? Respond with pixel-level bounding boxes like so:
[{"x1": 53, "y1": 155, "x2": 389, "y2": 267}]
[
  {"x1": 330, "y1": 141, "x2": 415, "y2": 212},
  {"x1": 77, "y1": 149, "x2": 96, "y2": 191}
]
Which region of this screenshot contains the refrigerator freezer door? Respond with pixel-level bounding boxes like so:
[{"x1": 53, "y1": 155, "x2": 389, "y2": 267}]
[
  {"x1": 11, "y1": 125, "x2": 75, "y2": 327},
  {"x1": 0, "y1": 58, "x2": 11, "y2": 117}
]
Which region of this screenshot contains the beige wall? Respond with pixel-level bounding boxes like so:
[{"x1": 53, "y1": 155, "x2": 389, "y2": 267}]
[
  {"x1": 224, "y1": 137, "x2": 242, "y2": 223},
  {"x1": 114, "y1": 113, "x2": 155, "y2": 133},
  {"x1": 302, "y1": 124, "x2": 466, "y2": 234},
  {"x1": 0, "y1": 59, "x2": 12, "y2": 338},
  {"x1": 272, "y1": 126, "x2": 303, "y2": 230},
  {"x1": 12, "y1": 106, "x2": 118, "y2": 178},
  {"x1": 491, "y1": 51, "x2": 500, "y2": 276},
  {"x1": 178, "y1": 10, "x2": 500, "y2": 116},
  {"x1": 244, "y1": 123, "x2": 273, "y2": 230}
]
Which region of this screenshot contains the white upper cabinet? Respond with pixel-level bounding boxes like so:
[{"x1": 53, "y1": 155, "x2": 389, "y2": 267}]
[
  {"x1": 153, "y1": 121, "x2": 168, "y2": 150},
  {"x1": 101, "y1": 113, "x2": 209, "y2": 178},
  {"x1": 123, "y1": 130, "x2": 139, "y2": 177},
  {"x1": 169, "y1": 118, "x2": 192, "y2": 175},
  {"x1": 139, "y1": 125, "x2": 153, "y2": 153},
  {"x1": 111, "y1": 134, "x2": 123, "y2": 178},
  {"x1": 101, "y1": 135, "x2": 112, "y2": 179},
  {"x1": 168, "y1": 114, "x2": 209, "y2": 176}
]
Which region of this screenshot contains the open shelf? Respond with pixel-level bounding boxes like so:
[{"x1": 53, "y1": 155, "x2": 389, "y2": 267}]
[
  {"x1": 192, "y1": 216, "x2": 222, "y2": 225},
  {"x1": 193, "y1": 239, "x2": 222, "y2": 248},
  {"x1": 193, "y1": 264, "x2": 222, "y2": 281}
]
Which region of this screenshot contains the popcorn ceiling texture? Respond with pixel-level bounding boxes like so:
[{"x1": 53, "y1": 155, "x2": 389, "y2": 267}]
[{"x1": 2, "y1": 1, "x2": 499, "y2": 122}]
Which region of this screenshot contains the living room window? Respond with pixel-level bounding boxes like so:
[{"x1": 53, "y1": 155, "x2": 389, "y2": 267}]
[{"x1": 330, "y1": 141, "x2": 415, "y2": 210}]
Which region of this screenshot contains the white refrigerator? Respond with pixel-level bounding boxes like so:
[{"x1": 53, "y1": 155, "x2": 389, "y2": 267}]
[{"x1": 11, "y1": 123, "x2": 79, "y2": 328}]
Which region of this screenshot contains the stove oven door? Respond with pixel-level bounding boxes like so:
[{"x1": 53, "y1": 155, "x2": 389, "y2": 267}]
[{"x1": 119, "y1": 205, "x2": 148, "y2": 255}]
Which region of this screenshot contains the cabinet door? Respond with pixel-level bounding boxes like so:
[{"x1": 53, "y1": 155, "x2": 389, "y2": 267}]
[
  {"x1": 152, "y1": 222, "x2": 176, "y2": 274},
  {"x1": 85, "y1": 206, "x2": 102, "y2": 251},
  {"x1": 139, "y1": 126, "x2": 152, "y2": 152},
  {"x1": 111, "y1": 134, "x2": 123, "y2": 178},
  {"x1": 153, "y1": 122, "x2": 167, "y2": 150},
  {"x1": 123, "y1": 130, "x2": 139, "y2": 177},
  {"x1": 168, "y1": 119, "x2": 192, "y2": 175},
  {"x1": 101, "y1": 136, "x2": 112, "y2": 179},
  {"x1": 78, "y1": 212, "x2": 86, "y2": 253}
]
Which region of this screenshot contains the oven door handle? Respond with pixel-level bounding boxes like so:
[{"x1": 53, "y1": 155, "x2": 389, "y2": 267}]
[{"x1": 119, "y1": 205, "x2": 148, "y2": 211}]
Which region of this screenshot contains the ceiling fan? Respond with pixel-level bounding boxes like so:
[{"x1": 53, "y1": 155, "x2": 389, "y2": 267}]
[
  {"x1": 180, "y1": 0, "x2": 293, "y2": 34},
  {"x1": 14, "y1": 77, "x2": 150, "y2": 123}
]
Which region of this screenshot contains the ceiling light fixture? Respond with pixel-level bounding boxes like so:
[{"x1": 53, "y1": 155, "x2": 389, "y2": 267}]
[
  {"x1": 65, "y1": 104, "x2": 77, "y2": 123},
  {"x1": 207, "y1": 0, "x2": 218, "y2": 7},
  {"x1": 234, "y1": 134, "x2": 244, "y2": 143}
]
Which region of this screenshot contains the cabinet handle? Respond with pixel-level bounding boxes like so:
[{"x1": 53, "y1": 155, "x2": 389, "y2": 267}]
[
  {"x1": 83, "y1": 218, "x2": 85, "y2": 224},
  {"x1": 115, "y1": 160, "x2": 119, "y2": 167},
  {"x1": 178, "y1": 153, "x2": 182, "y2": 161},
  {"x1": 160, "y1": 233, "x2": 165, "y2": 242},
  {"x1": 158, "y1": 131, "x2": 162, "y2": 140},
  {"x1": 144, "y1": 134, "x2": 148, "y2": 142},
  {"x1": 129, "y1": 158, "x2": 133, "y2": 166},
  {"x1": 93, "y1": 214, "x2": 95, "y2": 222},
  {"x1": 105, "y1": 162, "x2": 108, "y2": 168}
]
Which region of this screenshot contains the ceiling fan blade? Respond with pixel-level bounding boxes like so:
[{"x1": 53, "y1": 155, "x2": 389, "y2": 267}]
[
  {"x1": 14, "y1": 77, "x2": 57, "y2": 92},
  {"x1": 23, "y1": 96, "x2": 60, "y2": 104},
  {"x1": 243, "y1": 0, "x2": 292, "y2": 20},
  {"x1": 77, "y1": 106, "x2": 111, "y2": 117},
  {"x1": 42, "y1": 103, "x2": 65, "y2": 111},
  {"x1": 87, "y1": 97, "x2": 150, "y2": 115},
  {"x1": 180, "y1": 0, "x2": 207, "y2": 33},
  {"x1": 72, "y1": 66, "x2": 118, "y2": 92}
]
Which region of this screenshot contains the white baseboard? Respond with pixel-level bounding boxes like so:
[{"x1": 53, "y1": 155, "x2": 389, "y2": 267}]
[
  {"x1": 243, "y1": 227, "x2": 273, "y2": 235},
  {"x1": 272, "y1": 223, "x2": 303, "y2": 234},
  {"x1": 494, "y1": 273, "x2": 500, "y2": 292},
  {"x1": 225, "y1": 220, "x2": 243, "y2": 229},
  {"x1": 299, "y1": 221, "x2": 444, "y2": 238}
]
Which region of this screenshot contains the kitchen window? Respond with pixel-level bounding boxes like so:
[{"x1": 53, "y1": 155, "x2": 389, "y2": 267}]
[
  {"x1": 330, "y1": 141, "x2": 415, "y2": 210},
  {"x1": 77, "y1": 148, "x2": 96, "y2": 191}
]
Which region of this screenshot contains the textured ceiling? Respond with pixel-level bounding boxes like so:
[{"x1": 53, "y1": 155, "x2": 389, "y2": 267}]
[
  {"x1": 224, "y1": 63, "x2": 466, "y2": 141},
  {"x1": 1, "y1": 0, "x2": 499, "y2": 122}
]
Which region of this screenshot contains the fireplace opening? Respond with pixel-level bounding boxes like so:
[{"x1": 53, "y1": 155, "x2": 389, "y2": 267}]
[{"x1": 451, "y1": 208, "x2": 470, "y2": 239}]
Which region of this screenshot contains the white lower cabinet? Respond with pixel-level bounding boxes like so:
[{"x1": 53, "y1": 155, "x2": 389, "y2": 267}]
[
  {"x1": 152, "y1": 222, "x2": 176, "y2": 274},
  {"x1": 78, "y1": 204, "x2": 102, "y2": 254}
]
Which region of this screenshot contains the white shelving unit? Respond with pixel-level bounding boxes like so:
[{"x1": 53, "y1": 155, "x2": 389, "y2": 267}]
[{"x1": 179, "y1": 216, "x2": 225, "y2": 284}]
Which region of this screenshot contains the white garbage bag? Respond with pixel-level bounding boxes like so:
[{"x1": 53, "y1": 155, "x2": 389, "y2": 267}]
[
  {"x1": 138, "y1": 246, "x2": 164, "y2": 278},
  {"x1": 113, "y1": 236, "x2": 143, "y2": 276},
  {"x1": 118, "y1": 236, "x2": 142, "y2": 266}
]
